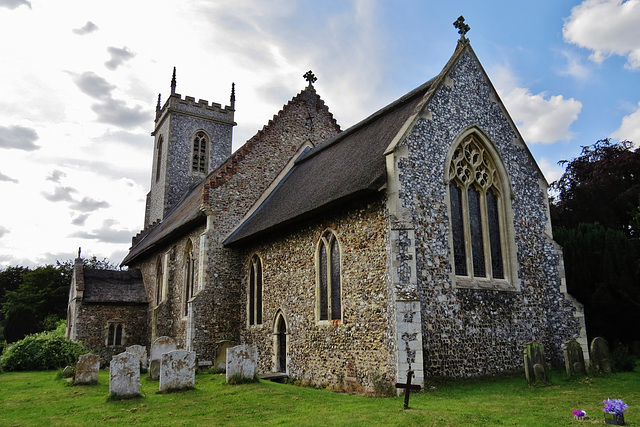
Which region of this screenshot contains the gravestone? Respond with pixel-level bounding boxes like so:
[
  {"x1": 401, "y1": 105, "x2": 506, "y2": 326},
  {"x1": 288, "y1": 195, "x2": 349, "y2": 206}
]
[
  {"x1": 159, "y1": 350, "x2": 196, "y2": 392},
  {"x1": 126, "y1": 345, "x2": 148, "y2": 370},
  {"x1": 149, "y1": 336, "x2": 177, "y2": 380},
  {"x1": 590, "y1": 337, "x2": 612, "y2": 374},
  {"x1": 109, "y1": 352, "x2": 141, "y2": 399},
  {"x1": 563, "y1": 339, "x2": 586, "y2": 378},
  {"x1": 226, "y1": 344, "x2": 258, "y2": 383},
  {"x1": 213, "y1": 340, "x2": 234, "y2": 371},
  {"x1": 74, "y1": 353, "x2": 100, "y2": 385},
  {"x1": 149, "y1": 359, "x2": 161, "y2": 381},
  {"x1": 523, "y1": 342, "x2": 549, "y2": 385}
]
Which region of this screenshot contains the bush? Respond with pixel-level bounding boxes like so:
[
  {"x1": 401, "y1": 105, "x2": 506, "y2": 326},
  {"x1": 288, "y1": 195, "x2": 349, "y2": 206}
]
[{"x1": 0, "y1": 322, "x2": 89, "y2": 371}]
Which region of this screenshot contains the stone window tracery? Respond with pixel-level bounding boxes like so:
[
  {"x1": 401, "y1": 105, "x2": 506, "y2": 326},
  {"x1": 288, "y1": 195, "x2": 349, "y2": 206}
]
[
  {"x1": 448, "y1": 134, "x2": 506, "y2": 282},
  {"x1": 248, "y1": 254, "x2": 262, "y2": 326},
  {"x1": 317, "y1": 230, "x2": 341, "y2": 321},
  {"x1": 192, "y1": 131, "x2": 208, "y2": 174}
]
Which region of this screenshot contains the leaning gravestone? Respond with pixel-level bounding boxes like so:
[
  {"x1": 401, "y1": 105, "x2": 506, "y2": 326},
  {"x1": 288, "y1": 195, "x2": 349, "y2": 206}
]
[
  {"x1": 159, "y1": 350, "x2": 196, "y2": 392},
  {"x1": 523, "y1": 342, "x2": 549, "y2": 385},
  {"x1": 590, "y1": 337, "x2": 612, "y2": 374},
  {"x1": 74, "y1": 353, "x2": 100, "y2": 385},
  {"x1": 149, "y1": 336, "x2": 177, "y2": 380},
  {"x1": 109, "y1": 352, "x2": 141, "y2": 399},
  {"x1": 126, "y1": 345, "x2": 148, "y2": 370},
  {"x1": 563, "y1": 339, "x2": 586, "y2": 378},
  {"x1": 213, "y1": 340, "x2": 234, "y2": 371},
  {"x1": 226, "y1": 344, "x2": 258, "y2": 383}
]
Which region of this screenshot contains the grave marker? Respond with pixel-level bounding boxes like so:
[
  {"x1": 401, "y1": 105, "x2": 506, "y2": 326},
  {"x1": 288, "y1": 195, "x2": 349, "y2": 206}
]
[
  {"x1": 126, "y1": 345, "x2": 148, "y2": 370},
  {"x1": 109, "y1": 352, "x2": 140, "y2": 399},
  {"x1": 395, "y1": 368, "x2": 421, "y2": 409},
  {"x1": 159, "y1": 350, "x2": 196, "y2": 392},
  {"x1": 523, "y1": 342, "x2": 549, "y2": 385},
  {"x1": 590, "y1": 337, "x2": 612, "y2": 374},
  {"x1": 563, "y1": 339, "x2": 586, "y2": 378},
  {"x1": 226, "y1": 344, "x2": 257, "y2": 383},
  {"x1": 74, "y1": 353, "x2": 100, "y2": 385}
]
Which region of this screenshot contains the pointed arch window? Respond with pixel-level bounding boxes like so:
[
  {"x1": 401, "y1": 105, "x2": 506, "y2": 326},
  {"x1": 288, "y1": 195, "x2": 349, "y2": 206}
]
[
  {"x1": 107, "y1": 322, "x2": 124, "y2": 346},
  {"x1": 317, "y1": 230, "x2": 341, "y2": 321},
  {"x1": 156, "y1": 257, "x2": 164, "y2": 305},
  {"x1": 448, "y1": 134, "x2": 507, "y2": 282},
  {"x1": 192, "y1": 131, "x2": 208, "y2": 174},
  {"x1": 248, "y1": 254, "x2": 262, "y2": 326},
  {"x1": 184, "y1": 240, "x2": 196, "y2": 316},
  {"x1": 155, "y1": 135, "x2": 163, "y2": 182}
]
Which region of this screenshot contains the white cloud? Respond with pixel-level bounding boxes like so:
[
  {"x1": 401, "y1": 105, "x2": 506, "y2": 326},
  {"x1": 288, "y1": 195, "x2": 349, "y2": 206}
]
[
  {"x1": 493, "y1": 66, "x2": 583, "y2": 144},
  {"x1": 557, "y1": 50, "x2": 590, "y2": 80},
  {"x1": 72, "y1": 21, "x2": 98, "y2": 35},
  {"x1": 104, "y1": 46, "x2": 135, "y2": 70},
  {"x1": 0, "y1": 0, "x2": 30, "y2": 10},
  {"x1": 0, "y1": 225, "x2": 9, "y2": 239},
  {"x1": 611, "y1": 101, "x2": 640, "y2": 144},
  {"x1": 563, "y1": 0, "x2": 640, "y2": 70},
  {"x1": 0, "y1": 125, "x2": 39, "y2": 151}
]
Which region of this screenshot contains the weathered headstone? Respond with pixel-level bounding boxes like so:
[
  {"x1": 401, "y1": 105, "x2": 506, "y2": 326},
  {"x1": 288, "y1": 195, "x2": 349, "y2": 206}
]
[
  {"x1": 213, "y1": 340, "x2": 234, "y2": 371},
  {"x1": 159, "y1": 350, "x2": 196, "y2": 392},
  {"x1": 109, "y1": 352, "x2": 141, "y2": 399},
  {"x1": 523, "y1": 342, "x2": 549, "y2": 385},
  {"x1": 226, "y1": 344, "x2": 258, "y2": 383},
  {"x1": 590, "y1": 337, "x2": 612, "y2": 374},
  {"x1": 149, "y1": 359, "x2": 161, "y2": 381},
  {"x1": 74, "y1": 353, "x2": 100, "y2": 385},
  {"x1": 149, "y1": 336, "x2": 177, "y2": 380},
  {"x1": 563, "y1": 339, "x2": 586, "y2": 378},
  {"x1": 126, "y1": 345, "x2": 148, "y2": 370}
]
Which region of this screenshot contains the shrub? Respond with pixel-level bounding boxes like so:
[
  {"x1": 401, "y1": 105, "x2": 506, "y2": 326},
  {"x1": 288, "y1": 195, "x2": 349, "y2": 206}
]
[{"x1": 0, "y1": 322, "x2": 89, "y2": 371}]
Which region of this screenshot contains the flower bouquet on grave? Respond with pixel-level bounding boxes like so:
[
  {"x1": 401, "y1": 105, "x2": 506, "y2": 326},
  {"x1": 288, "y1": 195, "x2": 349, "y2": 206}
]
[
  {"x1": 603, "y1": 398, "x2": 628, "y2": 425},
  {"x1": 572, "y1": 409, "x2": 588, "y2": 420}
]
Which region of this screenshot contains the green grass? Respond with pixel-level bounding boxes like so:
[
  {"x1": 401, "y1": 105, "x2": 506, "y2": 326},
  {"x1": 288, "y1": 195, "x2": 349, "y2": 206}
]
[{"x1": 0, "y1": 369, "x2": 638, "y2": 426}]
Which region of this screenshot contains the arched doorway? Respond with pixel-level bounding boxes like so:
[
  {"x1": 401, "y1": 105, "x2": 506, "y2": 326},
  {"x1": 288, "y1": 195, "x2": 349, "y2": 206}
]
[{"x1": 274, "y1": 312, "x2": 287, "y2": 373}]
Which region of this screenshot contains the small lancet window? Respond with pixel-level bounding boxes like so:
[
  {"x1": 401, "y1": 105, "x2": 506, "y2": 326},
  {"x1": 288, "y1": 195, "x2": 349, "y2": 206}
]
[
  {"x1": 448, "y1": 134, "x2": 505, "y2": 281},
  {"x1": 156, "y1": 258, "x2": 164, "y2": 305},
  {"x1": 317, "y1": 230, "x2": 341, "y2": 321},
  {"x1": 248, "y1": 255, "x2": 263, "y2": 326},
  {"x1": 107, "y1": 323, "x2": 124, "y2": 346},
  {"x1": 155, "y1": 136, "x2": 163, "y2": 182},
  {"x1": 192, "y1": 131, "x2": 208, "y2": 174},
  {"x1": 184, "y1": 240, "x2": 196, "y2": 316}
]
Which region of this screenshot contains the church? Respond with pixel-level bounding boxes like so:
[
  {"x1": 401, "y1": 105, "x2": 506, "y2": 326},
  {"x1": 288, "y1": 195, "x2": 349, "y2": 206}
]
[{"x1": 67, "y1": 24, "x2": 587, "y2": 393}]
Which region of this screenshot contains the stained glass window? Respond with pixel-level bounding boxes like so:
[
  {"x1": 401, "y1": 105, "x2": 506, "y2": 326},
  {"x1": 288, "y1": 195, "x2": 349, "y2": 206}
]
[{"x1": 448, "y1": 134, "x2": 507, "y2": 282}]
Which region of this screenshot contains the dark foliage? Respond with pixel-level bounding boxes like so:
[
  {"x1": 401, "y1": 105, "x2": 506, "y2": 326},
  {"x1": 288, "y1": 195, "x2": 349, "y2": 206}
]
[{"x1": 551, "y1": 139, "x2": 640, "y2": 237}]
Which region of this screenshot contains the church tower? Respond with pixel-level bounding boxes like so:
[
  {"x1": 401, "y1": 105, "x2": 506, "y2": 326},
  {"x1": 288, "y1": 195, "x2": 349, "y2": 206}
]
[{"x1": 145, "y1": 68, "x2": 236, "y2": 227}]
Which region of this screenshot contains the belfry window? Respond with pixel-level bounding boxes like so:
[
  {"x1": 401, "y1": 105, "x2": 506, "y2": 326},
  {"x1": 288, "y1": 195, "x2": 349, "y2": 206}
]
[
  {"x1": 192, "y1": 131, "x2": 208, "y2": 174},
  {"x1": 155, "y1": 136, "x2": 163, "y2": 182},
  {"x1": 317, "y1": 230, "x2": 341, "y2": 321},
  {"x1": 248, "y1": 254, "x2": 263, "y2": 326},
  {"x1": 448, "y1": 135, "x2": 505, "y2": 281}
]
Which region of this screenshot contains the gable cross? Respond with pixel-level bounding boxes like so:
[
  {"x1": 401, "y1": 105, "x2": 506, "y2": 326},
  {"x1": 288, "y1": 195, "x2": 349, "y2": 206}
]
[
  {"x1": 304, "y1": 70, "x2": 317, "y2": 86},
  {"x1": 453, "y1": 16, "x2": 470, "y2": 39}
]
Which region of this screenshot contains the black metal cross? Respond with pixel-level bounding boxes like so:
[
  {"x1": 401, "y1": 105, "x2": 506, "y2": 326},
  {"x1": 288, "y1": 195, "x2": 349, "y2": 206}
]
[
  {"x1": 395, "y1": 368, "x2": 421, "y2": 409},
  {"x1": 303, "y1": 70, "x2": 317, "y2": 86},
  {"x1": 453, "y1": 16, "x2": 470, "y2": 38}
]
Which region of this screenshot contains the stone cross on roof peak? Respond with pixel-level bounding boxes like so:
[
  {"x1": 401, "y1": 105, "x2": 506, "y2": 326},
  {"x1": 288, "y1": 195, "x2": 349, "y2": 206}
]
[
  {"x1": 304, "y1": 70, "x2": 317, "y2": 87},
  {"x1": 453, "y1": 16, "x2": 470, "y2": 40}
]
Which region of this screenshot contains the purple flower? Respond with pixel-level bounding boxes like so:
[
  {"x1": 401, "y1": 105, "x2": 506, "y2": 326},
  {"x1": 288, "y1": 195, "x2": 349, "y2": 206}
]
[
  {"x1": 573, "y1": 409, "x2": 586, "y2": 418},
  {"x1": 602, "y1": 399, "x2": 628, "y2": 415}
]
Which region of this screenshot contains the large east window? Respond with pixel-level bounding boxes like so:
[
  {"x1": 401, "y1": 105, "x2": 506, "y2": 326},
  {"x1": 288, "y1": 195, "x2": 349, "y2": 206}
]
[{"x1": 448, "y1": 134, "x2": 507, "y2": 282}]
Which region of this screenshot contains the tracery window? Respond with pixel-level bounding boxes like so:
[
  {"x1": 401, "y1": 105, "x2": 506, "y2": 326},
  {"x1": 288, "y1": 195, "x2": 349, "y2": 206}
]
[
  {"x1": 448, "y1": 135, "x2": 506, "y2": 281},
  {"x1": 192, "y1": 131, "x2": 208, "y2": 174},
  {"x1": 184, "y1": 240, "x2": 196, "y2": 316},
  {"x1": 317, "y1": 230, "x2": 341, "y2": 321},
  {"x1": 156, "y1": 257, "x2": 164, "y2": 305},
  {"x1": 248, "y1": 254, "x2": 263, "y2": 326},
  {"x1": 107, "y1": 323, "x2": 124, "y2": 346}
]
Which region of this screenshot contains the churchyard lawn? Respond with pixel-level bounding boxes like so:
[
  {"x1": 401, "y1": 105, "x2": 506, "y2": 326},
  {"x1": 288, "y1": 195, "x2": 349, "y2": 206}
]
[{"x1": 0, "y1": 368, "x2": 638, "y2": 426}]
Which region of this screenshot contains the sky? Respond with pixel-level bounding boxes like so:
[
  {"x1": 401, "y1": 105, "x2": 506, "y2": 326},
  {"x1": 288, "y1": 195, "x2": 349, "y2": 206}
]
[{"x1": 0, "y1": 0, "x2": 639, "y2": 268}]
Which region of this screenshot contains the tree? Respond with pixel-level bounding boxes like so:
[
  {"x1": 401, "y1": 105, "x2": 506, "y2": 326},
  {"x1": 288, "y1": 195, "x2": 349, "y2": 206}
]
[
  {"x1": 551, "y1": 139, "x2": 640, "y2": 237},
  {"x1": 551, "y1": 139, "x2": 640, "y2": 349}
]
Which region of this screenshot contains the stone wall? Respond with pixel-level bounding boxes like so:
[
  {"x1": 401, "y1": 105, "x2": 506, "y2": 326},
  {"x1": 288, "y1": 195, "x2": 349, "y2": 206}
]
[
  {"x1": 393, "y1": 47, "x2": 582, "y2": 376},
  {"x1": 240, "y1": 195, "x2": 396, "y2": 394},
  {"x1": 74, "y1": 303, "x2": 148, "y2": 363}
]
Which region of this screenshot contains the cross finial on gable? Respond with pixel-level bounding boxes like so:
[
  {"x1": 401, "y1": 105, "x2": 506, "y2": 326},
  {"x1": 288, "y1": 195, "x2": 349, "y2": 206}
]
[
  {"x1": 453, "y1": 16, "x2": 470, "y2": 40},
  {"x1": 303, "y1": 70, "x2": 317, "y2": 87}
]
